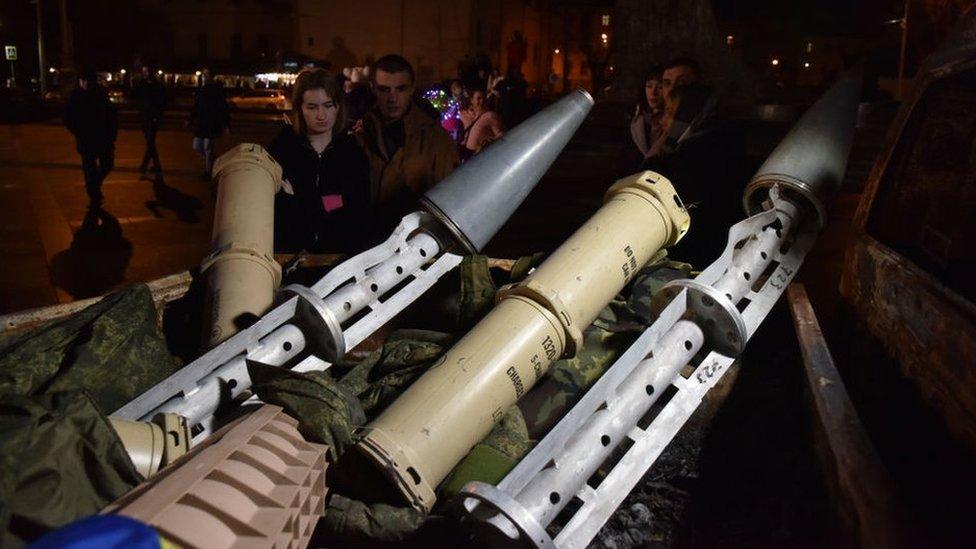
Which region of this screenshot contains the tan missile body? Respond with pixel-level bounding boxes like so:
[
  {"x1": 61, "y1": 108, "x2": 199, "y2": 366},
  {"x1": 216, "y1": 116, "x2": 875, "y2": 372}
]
[
  {"x1": 356, "y1": 171, "x2": 690, "y2": 511},
  {"x1": 202, "y1": 144, "x2": 283, "y2": 347}
]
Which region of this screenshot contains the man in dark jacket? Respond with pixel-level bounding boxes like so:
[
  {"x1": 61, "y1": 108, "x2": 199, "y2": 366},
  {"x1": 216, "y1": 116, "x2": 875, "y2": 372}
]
[
  {"x1": 133, "y1": 66, "x2": 167, "y2": 175},
  {"x1": 65, "y1": 70, "x2": 118, "y2": 206},
  {"x1": 358, "y1": 54, "x2": 459, "y2": 239},
  {"x1": 188, "y1": 75, "x2": 230, "y2": 179}
]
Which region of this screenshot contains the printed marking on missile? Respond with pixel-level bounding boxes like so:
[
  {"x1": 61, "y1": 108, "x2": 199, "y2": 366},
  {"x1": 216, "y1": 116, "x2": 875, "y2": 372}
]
[
  {"x1": 507, "y1": 366, "x2": 525, "y2": 398},
  {"x1": 696, "y1": 359, "x2": 725, "y2": 384},
  {"x1": 542, "y1": 335, "x2": 557, "y2": 360},
  {"x1": 530, "y1": 353, "x2": 544, "y2": 381},
  {"x1": 620, "y1": 245, "x2": 638, "y2": 280},
  {"x1": 768, "y1": 264, "x2": 796, "y2": 290}
]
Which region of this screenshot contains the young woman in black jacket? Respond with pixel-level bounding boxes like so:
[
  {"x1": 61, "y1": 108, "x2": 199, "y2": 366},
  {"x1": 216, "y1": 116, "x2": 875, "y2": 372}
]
[{"x1": 269, "y1": 68, "x2": 371, "y2": 254}]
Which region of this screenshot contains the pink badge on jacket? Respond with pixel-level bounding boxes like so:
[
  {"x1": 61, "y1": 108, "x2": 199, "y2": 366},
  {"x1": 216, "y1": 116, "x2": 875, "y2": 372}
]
[{"x1": 322, "y1": 194, "x2": 344, "y2": 212}]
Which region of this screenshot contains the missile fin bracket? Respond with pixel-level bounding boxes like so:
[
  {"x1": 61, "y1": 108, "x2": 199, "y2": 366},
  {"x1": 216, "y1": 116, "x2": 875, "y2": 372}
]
[{"x1": 462, "y1": 188, "x2": 820, "y2": 548}]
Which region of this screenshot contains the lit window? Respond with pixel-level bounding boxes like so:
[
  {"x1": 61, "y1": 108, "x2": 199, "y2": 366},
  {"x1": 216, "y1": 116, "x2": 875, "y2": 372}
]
[
  {"x1": 726, "y1": 35, "x2": 734, "y2": 46},
  {"x1": 602, "y1": 15, "x2": 610, "y2": 26},
  {"x1": 806, "y1": 42, "x2": 813, "y2": 53},
  {"x1": 771, "y1": 58, "x2": 780, "y2": 66}
]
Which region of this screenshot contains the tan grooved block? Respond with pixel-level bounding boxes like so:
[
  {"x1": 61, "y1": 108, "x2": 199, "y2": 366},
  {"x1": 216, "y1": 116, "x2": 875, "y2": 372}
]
[{"x1": 104, "y1": 405, "x2": 328, "y2": 549}]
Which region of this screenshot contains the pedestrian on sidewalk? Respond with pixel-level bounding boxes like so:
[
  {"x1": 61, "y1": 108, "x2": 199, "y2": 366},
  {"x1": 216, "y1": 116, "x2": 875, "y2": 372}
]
[
  {"x1": 133, "y1": 65, "x2": 167, "y2": 176},
  {"x1": 188, "y1": 74, "x2": 230, "y2": 180},
  {"x1": 65, "y1": 69, "x2": 118, "y2": 206}
]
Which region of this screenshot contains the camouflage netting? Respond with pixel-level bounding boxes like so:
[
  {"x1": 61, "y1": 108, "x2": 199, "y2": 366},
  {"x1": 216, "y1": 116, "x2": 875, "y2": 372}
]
[{"x1": 0, "y1": 285, "x2": 182, "y2": 547}]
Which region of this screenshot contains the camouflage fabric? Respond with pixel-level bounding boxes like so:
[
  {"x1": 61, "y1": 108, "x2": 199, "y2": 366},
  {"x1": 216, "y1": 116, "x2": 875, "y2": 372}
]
[
  {"x1": 248, "y1": 360, "x2": 366, "y2": 464},
  {"x1": 457, "y1": 256, "x2": 496, "y2": 328},
  {"x1": 320, "y1": 494, "x2": 426, "y2": 545},
  {"x1": 337, "y1": 330, "x2": 455, "y2": 414},
  {"x1": 0, "y1": 284, "x2": 184, "y2": 547},
  {"x1": 438, "y1": 406, "x2": 533, "y2": 501},
  {"x1": 0, "y1": 285, "x2": 182, "y2": 412},
  {"x1": 519, "y1": 254, "x2": 694, "y2": 438},
  {"x1": 0, "y1": 392, "x2": 143, "y2": 548}
]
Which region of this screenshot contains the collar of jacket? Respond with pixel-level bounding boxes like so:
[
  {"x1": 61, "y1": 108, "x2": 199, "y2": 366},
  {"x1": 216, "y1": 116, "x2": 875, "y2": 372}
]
[{"x1": 363, "y1": 105, "x2": 438, "y2": 161}]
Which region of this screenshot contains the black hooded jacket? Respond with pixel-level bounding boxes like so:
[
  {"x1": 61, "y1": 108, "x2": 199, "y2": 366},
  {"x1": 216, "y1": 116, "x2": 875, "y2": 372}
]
[
  {"x1": 64, "y1": 85, "x2": 118, "y2": 153},
  {"x1": 268, "y1": 126, "x2": 372, "y2": 254}
]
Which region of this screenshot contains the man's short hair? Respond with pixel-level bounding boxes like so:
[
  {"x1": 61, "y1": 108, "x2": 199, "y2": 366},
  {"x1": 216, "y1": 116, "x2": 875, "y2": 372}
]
[
  {"x1": 372, "y1": 54, "x2": 415, "y2": 83},
  {"x1": 664, "y1": 57, "x2": 701, "y2": 75}
]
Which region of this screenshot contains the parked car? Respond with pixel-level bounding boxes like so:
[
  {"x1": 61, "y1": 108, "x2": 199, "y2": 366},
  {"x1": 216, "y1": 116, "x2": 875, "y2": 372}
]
[{"x1": 228, "y1": 89, "x2": 288, "y2": 110}]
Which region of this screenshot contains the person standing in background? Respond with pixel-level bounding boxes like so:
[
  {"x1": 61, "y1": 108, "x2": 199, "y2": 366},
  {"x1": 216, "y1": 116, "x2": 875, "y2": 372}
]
[
  {"x1": 269, "y1": 69, "x2": 371, "y2": 253},
  {"x1": 188, "y1": 76, "x2": 230, "y2": 180},
  {"x1": 358, "y1": 54, "x2": 459, "y2": 238},
  {"x1": 630, "y1": 66, "x2": 665, "y2": 161},
  {"x1": 65, "y1": 69, "x2": 118, "y2": 207},
  {"x1": 134, "y1": 65, "x2": 167, "y2": 176}
]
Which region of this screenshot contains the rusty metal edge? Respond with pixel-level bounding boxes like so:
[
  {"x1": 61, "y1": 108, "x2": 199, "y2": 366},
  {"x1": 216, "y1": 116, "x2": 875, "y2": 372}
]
[{"x1": 787, "y1": 283, "x2": 913, "y2": 548}]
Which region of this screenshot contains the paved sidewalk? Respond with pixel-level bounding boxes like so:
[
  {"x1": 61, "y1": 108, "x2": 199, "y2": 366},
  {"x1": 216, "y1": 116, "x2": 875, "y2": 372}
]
[{"x1": 0, "y1": 121, "x2": 275, "y2": 314}]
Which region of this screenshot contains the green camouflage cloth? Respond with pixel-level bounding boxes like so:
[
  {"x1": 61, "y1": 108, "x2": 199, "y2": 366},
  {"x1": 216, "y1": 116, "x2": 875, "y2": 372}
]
[
  {"x1": 248, "y1": 361, "x2": 366, "y2": 464},
  {"x1": 320, "y1": 495, "x2": 427, "y2": 546},
  {"x1": 337, "y1": 330, "x2": 456, "y2": 414},
  {"x1": 0, "y1": 285, "x2": 183, "y2": 546},
  {"x1": 519, "y1": 253, "x2": 693, "y2": 438},
  {"x1": 438, "y1": 406, "x2": 532, "y2": 501},
  {"x1": 0, "y1": 391, "x2": 142, "y2": 547},
  {"x1": 0, "y1": 285, "x2": 183, "y2": 412}
]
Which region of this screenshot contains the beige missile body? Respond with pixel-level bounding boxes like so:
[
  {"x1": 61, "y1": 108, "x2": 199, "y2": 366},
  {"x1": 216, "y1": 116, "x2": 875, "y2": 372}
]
[
  {"x1": 109, "y1": 413, "x2": 192, "y2": 478},
  {"x1": 202, "y1": 144, "x2": 283, "y2": 347},
  {"x1": 356, "y1": 171, "x2": 690, "y2": 511}
]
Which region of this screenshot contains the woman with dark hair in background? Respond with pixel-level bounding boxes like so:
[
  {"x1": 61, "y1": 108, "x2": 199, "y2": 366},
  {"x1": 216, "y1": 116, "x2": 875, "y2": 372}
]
[
  {"x1": 269, "y1": 68, "x2": 371, "y2": 254},
  {"x1": 458, "y1": 88, "x2": 504, "y2": 161},
  {"x1": 630, "y1": 65, "x2": 665, "y2": 161}
]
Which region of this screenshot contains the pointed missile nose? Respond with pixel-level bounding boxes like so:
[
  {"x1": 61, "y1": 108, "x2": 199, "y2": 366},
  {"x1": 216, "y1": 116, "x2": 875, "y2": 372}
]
[
  {"x1": 421, "y1": 89, "x2": 595, "y2": 253},
  {"x1": 743, "y1": 66, "x2": 863, "y2": 228}
]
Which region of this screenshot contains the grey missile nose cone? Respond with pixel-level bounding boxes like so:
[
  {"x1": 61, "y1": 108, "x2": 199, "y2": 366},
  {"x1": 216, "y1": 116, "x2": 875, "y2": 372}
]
[
  {"x1": 743, "y1": 66, "x2": 863, "y2": 228},
  {"x1": 421, "y1": 89, "x2": 594, "y2": 253}
]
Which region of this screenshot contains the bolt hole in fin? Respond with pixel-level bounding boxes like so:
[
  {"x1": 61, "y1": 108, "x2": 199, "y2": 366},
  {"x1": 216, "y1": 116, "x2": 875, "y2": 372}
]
[
  {"x1": 343, "y1": 302, "x2": 352, "y2": 311},
  {"x1": 420, "y1": 248, "x2": 428, "y2": 257},
  {"x1": 396, "y1": 266, "x2": 403, "y2": 274},
  {"x1": 227, "y1": 378, "x2": 237, "y2": 389},
  {"x1": 684, "y1": 340, "x2": 693, "y2": 350},
  {"x1": 646, "y1": 385, "x2": 655, "y2": 396},
  {"x1": 370, "y1": 283, "x2": 379, "y2": 292},
  {"x1": 407, "y1": 467, "x2": 422, "y2": 485},
  {"x1": 549, "y1": 492, "x2": 561, "y2": 504},
  {"x1": 601, "y1": 435, "x2": 611, "y2": 447},
  {"x1": 283, "y1": 341, "x2": 292, "y2": 351}
]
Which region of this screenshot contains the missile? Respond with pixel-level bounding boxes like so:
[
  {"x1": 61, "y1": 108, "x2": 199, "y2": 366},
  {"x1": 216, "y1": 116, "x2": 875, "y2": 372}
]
[
  {"x1": 354, "y1": 170, "x2": 691, "y2": 513},
  {"x1": 459, "y1": 67, "x2": 863, "y2": 548},
  {"x1": 112, "y1": 90, "x2": 594, "y2": 447}
]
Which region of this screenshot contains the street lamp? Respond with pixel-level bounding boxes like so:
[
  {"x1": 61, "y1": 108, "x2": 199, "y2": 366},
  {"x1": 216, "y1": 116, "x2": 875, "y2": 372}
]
[
  {"x1": 120, "y1": 68, "x2": 126, "y2": 75},
  {"x1": 771, "y1": 58, "x2": 780, "y2": 67}
]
